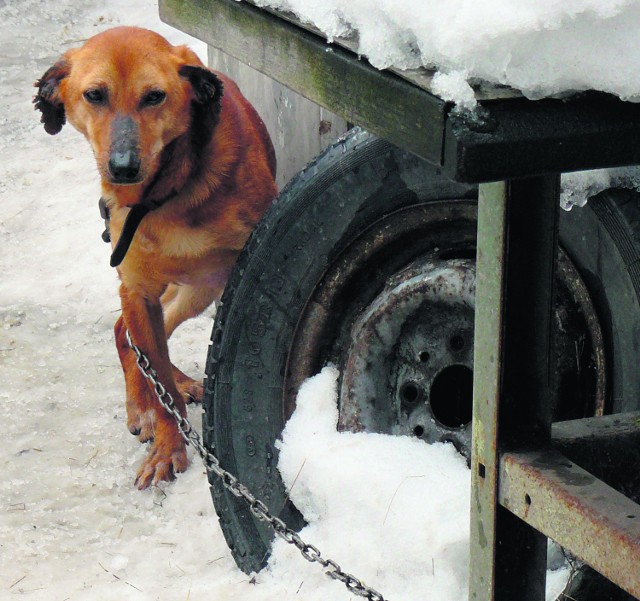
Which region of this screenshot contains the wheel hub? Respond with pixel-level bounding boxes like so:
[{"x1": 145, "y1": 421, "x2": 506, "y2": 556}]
[{"x1": 339, "y1": 259, "x2": 476, "y2": 458}]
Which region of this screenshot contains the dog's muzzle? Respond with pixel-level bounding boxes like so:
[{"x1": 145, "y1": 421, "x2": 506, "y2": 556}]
[{"x1": 109, "y1": 114, "x2": 141, "y2": 184}]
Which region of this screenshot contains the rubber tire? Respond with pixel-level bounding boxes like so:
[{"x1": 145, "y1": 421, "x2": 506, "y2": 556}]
[{"x1": 203, "y1": 128, "x2": 640, "y2": 576}]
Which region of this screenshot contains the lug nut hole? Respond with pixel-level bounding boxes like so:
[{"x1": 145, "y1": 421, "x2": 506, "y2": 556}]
[
  {"x1": 400, "y1": 381, "x2": 423, "y2": 405},
  {"x1": 449, "y1": 334, "x2": 466, "y2": 352},
  {"x1": 419, "y1": 350, "x2": 430, "y2": 363},
  {"x1": 414, "y1": 425, "x2": 425, "y2": 437}
]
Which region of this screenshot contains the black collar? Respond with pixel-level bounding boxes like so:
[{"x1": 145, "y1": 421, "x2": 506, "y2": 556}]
[
  {"x1": 98, "y1": 193, "x2": 175, "y2": 268},
  {"x1": 109, "y1": 200, "x2": 154, "y2": 267}
]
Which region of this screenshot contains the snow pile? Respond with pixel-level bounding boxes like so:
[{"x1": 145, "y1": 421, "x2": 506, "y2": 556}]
[
  {"x1": 256, "y1": 0, "x2": 640, "y2": 107},
  {"x1": 269, "y1": 367, "x2": 571, "y2": 600},
  {"x1": 273, "y1": 367, "x2": 471, "y2": 600}
]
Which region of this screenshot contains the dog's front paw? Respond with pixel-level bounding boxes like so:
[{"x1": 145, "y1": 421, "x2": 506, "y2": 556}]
[
  {"x1": 127, "y1": 407, "x2": 156, "y2": 443},
  {"x1": 135, "y1": 438, "x2": 188, "y2": 490}
]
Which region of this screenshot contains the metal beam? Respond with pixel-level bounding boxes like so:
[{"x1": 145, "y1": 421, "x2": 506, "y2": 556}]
[
  {"x1": 552, "y1": 412, "x2": 640, "y2": 509},
  {"x1": 552, "y1": 411, "x2": 640, "y2": 445},
  {"x1": 469, "y1": 182, "x2": 506, "y2": 600},
  {"x1": 443, "y1": 94, "x2": 640, "y2": 182},
  {"x1": 499, "y1": 448, "x2": 640, "y2": 598},
  {"x1": 470, "y1": 176, "x2": 560, "y2": 601}
]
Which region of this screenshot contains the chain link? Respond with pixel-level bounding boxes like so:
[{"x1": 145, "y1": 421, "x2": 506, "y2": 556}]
[{"x1": 126, "y1": 329, "x2": 387, "y2": 601}]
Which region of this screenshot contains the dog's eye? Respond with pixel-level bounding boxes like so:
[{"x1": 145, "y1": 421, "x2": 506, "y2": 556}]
[
  {"x1": 141, "y1": 90, "x2": 167, "y2": 107},
  {"x1": 83, "y1": 89, "x2": 106, "y2": 105}
]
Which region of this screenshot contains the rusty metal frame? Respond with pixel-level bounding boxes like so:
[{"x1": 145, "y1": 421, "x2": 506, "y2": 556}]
[
  {"x1": 500, "y1": 448, "x2": 640, "y2": 598},
  {"x1": 471, "y1": 176, "x2": 640, "y2": 600},
  {"x1": 471, "y1": 177, "x2": 560, "y2": 600},
  {"x1": 469, "y1": 182, "x2": 506, "y2": 599}
]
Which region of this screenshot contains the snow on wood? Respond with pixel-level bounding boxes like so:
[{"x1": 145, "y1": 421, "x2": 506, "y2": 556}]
[{"x1": 255, "y1": 0, "x2": 640, "y2": 105}]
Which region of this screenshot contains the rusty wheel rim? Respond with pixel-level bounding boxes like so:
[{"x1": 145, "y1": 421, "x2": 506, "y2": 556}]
[{"x1": 285, "y1": 200, "x2": 605, "y2": 457}]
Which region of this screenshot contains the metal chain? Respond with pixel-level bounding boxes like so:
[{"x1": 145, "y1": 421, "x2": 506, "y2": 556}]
[{"x1": 126, "y1": 329, "x2": 387, "y2": 601}]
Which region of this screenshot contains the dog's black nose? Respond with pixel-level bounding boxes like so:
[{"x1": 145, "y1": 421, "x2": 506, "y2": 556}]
[{"x1": 109, "y1": 150, "x2": 141, "y2": 183}]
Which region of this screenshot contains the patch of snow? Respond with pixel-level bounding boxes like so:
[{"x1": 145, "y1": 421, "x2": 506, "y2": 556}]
[
  {"x1": 256, "y1": 0, "x2": 640, "y2": 107},
  {"x1": 275, "y1": 367, "x2": 472, "y2": 600},
  {"x1": 561, "y1": 166, "x2": 640, "y2": 210},
  {"x1": 432, "y1": 71, "x2": 478, "y2": 111}
]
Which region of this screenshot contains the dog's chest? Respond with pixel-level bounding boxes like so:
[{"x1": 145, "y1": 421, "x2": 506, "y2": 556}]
[
  {"x1": 109, "y1": 206, "x2": 212, "y2": 258},
  {"x1": 141, "y1": 222, "x2": 212, "y2": 257}
]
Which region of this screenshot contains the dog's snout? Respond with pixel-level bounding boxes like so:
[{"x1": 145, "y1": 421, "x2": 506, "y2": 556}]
[
  {"x1": 109, "y1": 149, "x2": 141, "y2": 183},
  {"x1": 109, "y1": 114, "x2": 141, "y2": 184}
]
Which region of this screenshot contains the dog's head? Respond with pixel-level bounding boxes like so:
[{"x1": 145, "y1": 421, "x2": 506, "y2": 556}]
[{"x1": 34, "y1": 27, "x2": 223, "y2": 186}]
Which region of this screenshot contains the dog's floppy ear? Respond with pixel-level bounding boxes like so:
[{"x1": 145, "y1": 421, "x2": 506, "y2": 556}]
[
  {"x1": 34, "y1": 60, "x2": 70, "y2": 135},
  {"x1": 178, "y1": 65, "x2": 224, "y2": 151},
  {"x1": 178, "y1": 65, "x2": 224, "y2": 106}
]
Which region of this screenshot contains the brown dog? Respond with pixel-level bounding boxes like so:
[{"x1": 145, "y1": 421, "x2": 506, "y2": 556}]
[{"x1": 34, "y1": 27, "x2": 277, "y2": 489}]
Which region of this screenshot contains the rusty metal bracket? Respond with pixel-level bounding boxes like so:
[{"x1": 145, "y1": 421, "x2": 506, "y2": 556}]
[{"x1": 499, "y1": 448, "x2": 640, "y2": 598}]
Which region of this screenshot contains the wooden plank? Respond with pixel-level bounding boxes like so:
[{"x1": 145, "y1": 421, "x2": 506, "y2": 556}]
[
  {"x1": 240, "y1": 0, "x2": 521, "y2": 102},
  {"x1": 160, "y1": 0, "x2": 447, "y2": 166},
  {"x1": 207, "y1": 47, "x2": 349, "y2": 188},
  {"x1": 163, "y1": 0, "x2": 640, "y2": 184}
]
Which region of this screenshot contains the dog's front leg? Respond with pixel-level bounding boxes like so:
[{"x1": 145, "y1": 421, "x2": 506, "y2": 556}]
[
  {"x1": 119, "y1": 285, "x2": 189, "y2": 490},
  {"x1": 114, "y1": 314, "x2": 157, "y2": 442}
]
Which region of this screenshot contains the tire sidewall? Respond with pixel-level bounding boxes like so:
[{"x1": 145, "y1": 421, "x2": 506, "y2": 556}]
[{"x1": 205, "y1": 129, "x2": 640, "y2": 573}]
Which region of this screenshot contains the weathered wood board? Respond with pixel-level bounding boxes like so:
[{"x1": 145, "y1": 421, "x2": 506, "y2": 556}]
[{"x1": 208, "y1": 47, "x2": 349, "y2": 189}]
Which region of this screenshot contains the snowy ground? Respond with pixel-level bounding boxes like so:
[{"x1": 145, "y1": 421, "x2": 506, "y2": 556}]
[{"x1": 0, "y1": 1, "x2": 578, "y2": 600}]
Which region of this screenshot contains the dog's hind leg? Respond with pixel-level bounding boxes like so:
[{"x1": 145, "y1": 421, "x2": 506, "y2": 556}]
[{"x1": 162, "y1": 283, "x2": 223, "y2": 404}]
